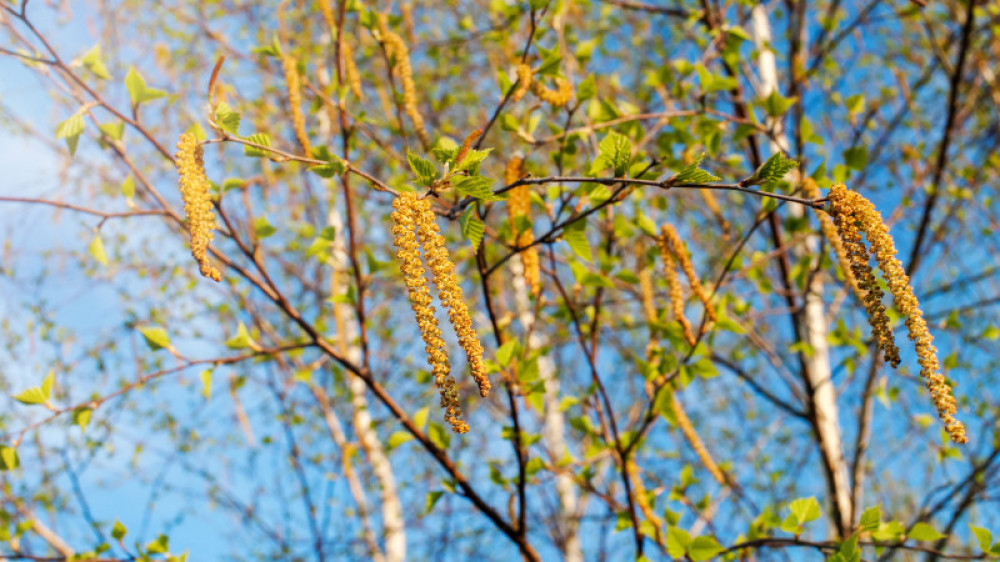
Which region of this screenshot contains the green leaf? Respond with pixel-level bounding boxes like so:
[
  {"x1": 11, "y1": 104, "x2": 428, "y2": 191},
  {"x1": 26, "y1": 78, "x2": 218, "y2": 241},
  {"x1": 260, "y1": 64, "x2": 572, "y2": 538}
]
[
  {"x1": 125, "y1": 67, "x2": 167, "y2": 105},
  {"x1": 254, "y1": 217, "x2": 277, "y2": 239},
  {"x1": 200, "y1": 370, "x2": 212, "y2": 400},
  {"x1": 562, "y1": 220, "x2": 592, "y2": 261},
  {"x1": 843, "y1": 146, "x2": 868, "y2": 170},
  {"x1": 56, "y1": 114, "x2": 85, "y2": 157},
  {"x1": 577, "y1": 74, "x2": 596, "y2": 101},
  {"x1": 763, "y1": 90, "x2": 796, "y2": 118},
  {"x1": 496, "y1": 340, "x2": 520, "y2": 367},
  {"x1": 407, "y1": 151, "x2": 438, "y2": 186},
  {"x1": 788, "y1": 496, "x2": 821, "y2": 524},
  {"x1": 387, "y1": 431, "x2": 414, "y2": 450},
  {"x1": 746, "y1": 152, "x2": 798, "y2": 186},
  {"x1": 970, "y1": 525, "x2": 991, "y2": 553},
  {"x1": 673, "y1": 153, "x2": 721, "y2": 183},
  {"x1": 81, "y1": 45, "x2": 111, "y2": 80},
  {"x1": 146, "y1": 534, "x2": 169, "y2": 555},
  {"x1": 121, "y1": 175, "x2": 135, "y2": 198},
  {"x1": 89, "y1": 235, "x2": 109, "y2": 266},
  {"x1": 845, "y1": 94, "x2": 865, "y2": 117},
  {"x1": 460, "y1": 206, "x2": 484, "y2": 251},
  {"x1": 214, "y1": 102, "x2": 241, "y2": 135},
  {"x1": 99, "y1": 121, "x2": 125, "y2": 142},
  {"x1": 0, "y1": 446, "x2": 19, "y2": 471},
  {"x1": 244, "y1": 133, "x2": 272, "y2": 158},
  {"x1": 665, "y1": 526, "x2": 692, "y2": 558},
  {"x1": 456, "y1": 148, "x2": 492, "y2": 173},
  {"x1": 13, "y1": 386, "x2": 47, "y2": 405},
  {"x1": 908, "y1": 522, "x2": 946, "y2": 542},
  {"x1": 454, "y1": 176, "x2": 504, "y2": 201},
  {"x1": 111, "y1": 520, "x2": 127, "y2": 541},
  {"x1": 225, "y1": 322, "x2": 257, "y2": 349},
  {"x1": 139, "y1": 326, "x2": 171, "y2": 351},
  {"x1": 536, "y1": 53, "x2": 562, "y2": 76},
  {"x1": 689, "y1": 536, "x2": 723, "y2": 561},
  {"x1": 595, "y1": 131, "x2": 632, "y2": 177},
  {"x1": 860, "y1": 505, "x2": 881, "y2": 532},
  {"x1": 72, "y1": 407, "x2": 92, "y2": 432},
  {"x1": 309, "y1": 153, "x2": 347, "y2": 178},
  {"x1": 425, "y1": 491, "x2": 444, "y2": 513}
]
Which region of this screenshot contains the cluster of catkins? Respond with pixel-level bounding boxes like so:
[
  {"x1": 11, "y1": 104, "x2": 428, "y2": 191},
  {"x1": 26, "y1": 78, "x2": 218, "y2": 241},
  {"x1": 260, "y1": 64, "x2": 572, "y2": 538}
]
[
  {"x1": 505, "y1": 156, "x2": 541, "y2": 295},
  {"x1": 175, "y1": 133, "x2": 222, "y2": 282},
  {"x1": 510, "y1": 63, "x2": 572, "y2": 107},
  {"x1": 656, "y1": 224, "x2": 716, "y2": 347},
  {"x1": 391, "y1": 192, "x2": 489, "y2": 433},
  {"x1": 827, "y1": 184, "x2": 966, "y2": 444}
]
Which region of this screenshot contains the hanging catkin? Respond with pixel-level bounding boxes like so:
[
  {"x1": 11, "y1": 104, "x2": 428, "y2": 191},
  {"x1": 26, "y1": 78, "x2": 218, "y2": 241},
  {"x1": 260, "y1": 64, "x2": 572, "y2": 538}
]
[
  {"x1": 828, "y1": 184, "x2": 966, "y2": 444},
  {"x1": 175, "y1": 133, "x2": 222, "y2": 282},
  {"x1": 391, "y1": 193, "x2": 469, "y2": 433}
]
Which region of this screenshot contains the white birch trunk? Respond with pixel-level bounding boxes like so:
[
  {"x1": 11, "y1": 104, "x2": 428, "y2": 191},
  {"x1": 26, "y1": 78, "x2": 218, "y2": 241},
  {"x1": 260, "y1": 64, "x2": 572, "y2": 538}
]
[
  {"x1": 752, "y1": 4, "x2": 853, "y2": 534},
  {"x1": 510, "y1": 255, "x2": 582, "y2": 561}
]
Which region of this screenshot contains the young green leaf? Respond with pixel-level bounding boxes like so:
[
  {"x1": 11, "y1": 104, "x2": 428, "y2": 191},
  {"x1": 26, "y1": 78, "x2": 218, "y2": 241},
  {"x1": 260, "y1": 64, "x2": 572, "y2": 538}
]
[
  {"x1": 121, "y1": 175, "x2": 135, "y2": 198},
  {"x1": 859, "y1": 505, "x2": 881, "y2": 532},
  {"x1": 125, "y1": 67, "x2": 167, "y2": 105},
  {"x1": 673, "y1": 153, "x2": 721, "y2": 184},
  {"x1": 496, "y1": 340, "x2": 520, "y2": 367},
  {"x1": 139, "y1": 326, "x2": 172, "y2": 351},
  {"x1": 562, "y1": 220, "x2": 592, "y2": 262},
  {"x1": 200, "y1": 370, "x2": 213, "y2": 400},
  {"x1": 745, "y1": 152, "x2": 799, "y2": 186},
  {"x1": 460, "y1": 206, "x2": 484, "y2": 251},
  {"x1": 244, "y1": 133, "x2": 272, "y2": 158},
  {"x1": 454, "y1": 176, "x2": 504, "y2": 201},
  {"x1": 89, "y1": 235, "x2": 109, "y2": 266},
  {"x1": 0, "y1": 446, "x2": 18, "y2": 471},
  {"x1": 72, "y1": 407, "x2": 92, "y2": 432},
  {"x1": 81, "y1": 45, "x2": 111, "y2": 80},
  {"x1": 111, "y1": 520, "x2": 128, "y2": 541},
  {"x1": 908, "y1": 522, "x2": 946, "y2": 542},
  {"x1": 688, "y1": 536, "x2": 723, "y2": 562},
  {"x1": 56, "y1": 114, "x2": 85, "y2": 157},
  {"x1": 214, "y1": 102, "x2": 241, "y2": 135},
  {"x1": 407, "y1": 151, "x2": 438, "y2": 186}
]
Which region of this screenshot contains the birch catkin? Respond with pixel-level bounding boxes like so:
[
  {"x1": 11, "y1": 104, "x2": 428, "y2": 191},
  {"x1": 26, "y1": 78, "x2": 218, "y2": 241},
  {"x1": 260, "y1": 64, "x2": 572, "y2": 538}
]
[
  {"x1": 392, "y1": 193, "x2": 469, "y2": 433},
  {"x1": 376, "y1": 14, "x2": 430, "y2": 149},
  {"x1": 657, "y1": 228, "x2": 696, "y2": 347},
  {"x1": 281, "y1": 54, "x2": 312, "y2": 156},
  {"x1": 659, "y1": 223, "x2": 716, "y2": 323},
  {"x1": 828, "y1": 184, "x2": 966, "y2": 444},
  {"x1": 805, "y1": 177, "x2": 860, "y2": 295},
  {"x1": 175, "y1": 133, "x2": 222, "y2": 282},
  {"x1": 505, "y1": 156, "x2": 540, "y2": 296},
  {"x1": 511, "y1": 63, "x2": 533, "y2": 102},
  {"x1": 530, "y1": 76, "x2": 573, "y2": 107},
  {"x1": 413, "y1": 197, "x2": 490, "y2": 398}
]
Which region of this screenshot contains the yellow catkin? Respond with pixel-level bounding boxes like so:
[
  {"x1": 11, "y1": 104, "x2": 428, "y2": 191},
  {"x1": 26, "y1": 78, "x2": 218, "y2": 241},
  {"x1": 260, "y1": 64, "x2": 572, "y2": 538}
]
[
  {"x1": 342, "y1": 39, "x2": 364, "y2": 101},
  {"x1": 175, "y1": 133, "x2": 222, "y2": 282},
  {"x1": 829, "y1": 186, "x2": 900, "y2": 368},
  {"x1": 804, "y1": 178, "x2": 860, "y2": 295},
  {"x1": 627, "y1": 460, "x2": 665, "y2": 545},
  {"x1": 376, "y1": 15, "x2": 431, "y2": 149},
  {"x1": 281, "y1": 54, "x2": 313, "y2": 156},
  {"x1": 660, "y1": 224, "x2": 716, "y2": 323},
  {"x1": 657, "y1": 228, "x2": 696, "y2": 347},
  {"x1": 391, "y1": 193, "x2": 469, "y2": 433},
  {"x1": 511, "y1": 63, "x2": 533, "y2": 102},
  {"x1": 413, "y1": 197, "x2": 491, "y2": 398},
  {"x1": 671, "y1": 391, "x2": 727, "y2": 485},
  {"x1": 828, "y1": 184, "x2": 966, "y2": 444},
  {"x1": 530, "y1": 76, "x2": 573, "y2": 107},
  {"x1": 505, "y1": 156, "x2": 540, "y2": 296},
  {"x1": 317, "y1": 1, "x2": 365, "y2": 101}
]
